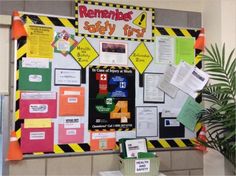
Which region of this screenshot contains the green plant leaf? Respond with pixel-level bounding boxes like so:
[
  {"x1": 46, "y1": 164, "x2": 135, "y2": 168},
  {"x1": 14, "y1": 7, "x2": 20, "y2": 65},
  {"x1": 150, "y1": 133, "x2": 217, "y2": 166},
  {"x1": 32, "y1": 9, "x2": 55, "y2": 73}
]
[
  {"x1": 225, "y1": 48, "x2": 235, "y2": 73},
  {"x1": 196, "y1": 44, "x2": 235, "y2": 166},
  {"x1": 222, "y1": 43, "x2": 225, "y2": 67}
]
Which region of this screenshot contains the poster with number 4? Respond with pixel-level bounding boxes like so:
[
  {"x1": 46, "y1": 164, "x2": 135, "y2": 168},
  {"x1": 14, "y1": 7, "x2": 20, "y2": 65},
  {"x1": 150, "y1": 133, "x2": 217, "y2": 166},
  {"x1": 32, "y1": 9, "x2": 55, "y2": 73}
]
[{"x1": 89, "y1": 66, "x2": 135, "y2": 130}]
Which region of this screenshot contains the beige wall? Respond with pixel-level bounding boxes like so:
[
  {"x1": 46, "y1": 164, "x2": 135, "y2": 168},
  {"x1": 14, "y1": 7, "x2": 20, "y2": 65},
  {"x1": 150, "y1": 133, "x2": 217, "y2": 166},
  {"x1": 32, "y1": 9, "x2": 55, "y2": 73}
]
[
  {"x1": 95, "y1": 0, "x2": 203, "y2": 12},
  {"x1": 202, "y1": 0, "x2": 236, "y2": 175},
  {"x1": 0, "y1": 19, "x2": 10, "y2": 94},
  {"x1": 221, "y1": 0, "x2": 236, "y2": 53},
  {"x1": 8, "y1": 150, "x2": 203, "y2": 176}
]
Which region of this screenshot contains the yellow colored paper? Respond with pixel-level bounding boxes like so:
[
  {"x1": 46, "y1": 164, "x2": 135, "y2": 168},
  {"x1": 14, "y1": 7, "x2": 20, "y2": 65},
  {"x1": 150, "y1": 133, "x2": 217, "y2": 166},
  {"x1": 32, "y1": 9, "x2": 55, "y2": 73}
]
[
  {"x1": 70, "y1": 38, "x2": 99, "y2": 68},
  {"x1": 129, "y1": 42, "x2": 153, "y2": 74},
  {"x1": 27, "y1": 25, "x2": 54, "y2": 59},
  {"x1": 24, "y1": 119, "x2": 52, "y2": 128}
]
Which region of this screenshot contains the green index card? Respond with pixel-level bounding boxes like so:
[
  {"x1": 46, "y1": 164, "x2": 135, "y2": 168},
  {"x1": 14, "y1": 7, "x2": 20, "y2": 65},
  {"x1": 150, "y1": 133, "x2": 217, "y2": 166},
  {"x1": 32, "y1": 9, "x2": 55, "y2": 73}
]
[{"x1": 177, "y1": 96, "x2": 203, "y2": 131}]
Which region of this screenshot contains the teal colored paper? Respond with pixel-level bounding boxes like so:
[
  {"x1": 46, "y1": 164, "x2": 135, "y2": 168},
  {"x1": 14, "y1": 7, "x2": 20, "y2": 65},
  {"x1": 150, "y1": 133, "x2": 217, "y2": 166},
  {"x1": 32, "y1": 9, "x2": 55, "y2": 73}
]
[
  {"x1": 177, "y1": 97, "x2": 203, "y2": 131},
  {"x1": 19, "y1": 61, "x2": 52, "y2": 91}
]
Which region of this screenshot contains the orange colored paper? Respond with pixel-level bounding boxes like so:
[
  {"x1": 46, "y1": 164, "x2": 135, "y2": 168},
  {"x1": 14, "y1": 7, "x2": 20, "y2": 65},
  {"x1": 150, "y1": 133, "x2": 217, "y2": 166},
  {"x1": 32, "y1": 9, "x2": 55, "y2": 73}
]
[
  {"x1": 59, "y1": 87, "x2": 85, "y2": 116},
  {"x1": 110, "y1": 101, "x2": 130, "y2": 119},
  {"x1": 90, "y1": 131, "x2": 116, "y2": 151}
]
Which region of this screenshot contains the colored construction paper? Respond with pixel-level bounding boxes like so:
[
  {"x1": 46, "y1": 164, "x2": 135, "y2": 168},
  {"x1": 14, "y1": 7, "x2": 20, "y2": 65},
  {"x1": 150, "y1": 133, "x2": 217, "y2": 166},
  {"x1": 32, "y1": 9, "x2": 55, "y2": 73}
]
[
  {"x1": 24, "y1": 119, "x2": 52, "y2": 128},
  {"x1": 20, "y1": 123, "x2": 54, "y2": 153},
  {"x1": 175, "y1": 37, "x2": 195, "y2": 65},
  {"x1": 59, "y1": 87, "x2": 85, "y2": 116},
  {"x1": 19, "y1": 59, "x2": 52, "y2": 91},
  {"x1": 26, "y1": 25, "x2": 54, "y2": 59},
  {"x1": 90, "y1": 131, "x2": 116, "y2": 151},
  {"x1": 19, "y1": 92, "x2": 57, "y2": 119},
  {"x1": 58, "y1": 124, "x2": 84, "y2": 144},
  {"x1": 177, "y1": 97, "x2": 203, "y2": 131}
]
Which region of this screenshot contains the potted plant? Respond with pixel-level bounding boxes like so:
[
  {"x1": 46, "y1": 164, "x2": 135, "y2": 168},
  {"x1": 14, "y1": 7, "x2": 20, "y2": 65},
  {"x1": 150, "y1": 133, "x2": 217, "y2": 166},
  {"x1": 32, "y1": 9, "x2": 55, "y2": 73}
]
[{"x1": 197, "y1": 44, "x2": 235, "y2": 168}]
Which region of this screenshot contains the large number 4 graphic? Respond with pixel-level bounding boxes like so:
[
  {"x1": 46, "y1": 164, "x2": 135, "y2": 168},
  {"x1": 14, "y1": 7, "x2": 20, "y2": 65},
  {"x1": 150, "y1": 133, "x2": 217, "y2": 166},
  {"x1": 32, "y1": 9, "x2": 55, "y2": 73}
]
[{"x1": 110, "y1": 101, "x2": 130, "y2": 122}]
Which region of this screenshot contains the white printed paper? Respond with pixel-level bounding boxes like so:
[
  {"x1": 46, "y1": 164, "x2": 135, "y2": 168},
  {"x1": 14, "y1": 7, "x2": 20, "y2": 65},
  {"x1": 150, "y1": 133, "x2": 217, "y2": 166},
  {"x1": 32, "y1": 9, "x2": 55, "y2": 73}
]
[
  {"x1": 29, "y1": 74, "x2": 42, "y2": 82},
  {"x1": 92, "y1": 132, "x2": 115, "y2": 140},
  {"x1": 29, "y1": 104, "x2": 48, "y2": 113},
  {"x1": 66, "y1": 129, "x2": 77, "y2": 135},
  {"x1": 22, "y1": 57, "x2": 49, "y2": 68},
  {"x1": 170, "y1": 61, "x2": 192, "y2": 87},
  {"x1": 21, "y1": 92, "x2": 56, "y2": 100},
  {"x1": 67, "y1": 97, "x2": 78, "y2": 103},
  {"x1": 64, "y1": 91, "x2": 81, "y2": 95},
  {"x1": 170, "y1": 62, "x2": 209, "y2": 98},
  {"x1": 164, "y1": 119, "x2": 180, "y2": 127},
  {"x1": 158, "y1": 65, "x2": 179, "y2": 98},
  {"x1": 144, "y1": 73, "x2": 165, "y2": 102},
  {"x1": 30, "y1": 132, "x2": 45, "y2": 140},
  {"x1": 64, "y1": 117, "x2": 80, "y2": 129},
  {"x1": 55, "y1": 69, "x2": 81, "y2": 86},
  {"x1": 162, "y1": 108, "x2": 180, "y2": 117},
  {"x1": 156, "y1": 36, "x2": 175, "y2": 64},
  {"x1": 135, "y1": 160, "x2": 150, "y2": 173},
  {"x1": 115, "y1": 131, "x2": 136, "y2": 141},
  {"x1": 136, "y1": 107, "x2": 158, "y2": 137}
]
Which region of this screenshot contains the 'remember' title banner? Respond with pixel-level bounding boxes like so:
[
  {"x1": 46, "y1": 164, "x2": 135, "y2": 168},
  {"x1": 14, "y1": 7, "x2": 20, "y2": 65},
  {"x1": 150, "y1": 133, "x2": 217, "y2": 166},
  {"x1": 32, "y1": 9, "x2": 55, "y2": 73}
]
[{"x1": 75, "y1": 0, "x2": 154, "y2": 41}]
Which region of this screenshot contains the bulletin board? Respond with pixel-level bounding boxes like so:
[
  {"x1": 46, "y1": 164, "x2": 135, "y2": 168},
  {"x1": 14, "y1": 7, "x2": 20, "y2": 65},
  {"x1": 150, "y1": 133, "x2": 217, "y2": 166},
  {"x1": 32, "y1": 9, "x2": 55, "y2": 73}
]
[{"x1": 13, "y1": 0, "x2": 202, "y2": 157}]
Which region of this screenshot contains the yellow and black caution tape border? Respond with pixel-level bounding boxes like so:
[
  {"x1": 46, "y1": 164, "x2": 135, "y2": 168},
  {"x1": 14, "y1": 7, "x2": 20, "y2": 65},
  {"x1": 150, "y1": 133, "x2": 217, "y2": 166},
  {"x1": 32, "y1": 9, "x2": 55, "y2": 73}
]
[
  {"x1": 75, "y1": 0, "x2": 155, "y2": 42},
  {"x1": 15, "y1": 13, "x2": 203, "y2": 155}
]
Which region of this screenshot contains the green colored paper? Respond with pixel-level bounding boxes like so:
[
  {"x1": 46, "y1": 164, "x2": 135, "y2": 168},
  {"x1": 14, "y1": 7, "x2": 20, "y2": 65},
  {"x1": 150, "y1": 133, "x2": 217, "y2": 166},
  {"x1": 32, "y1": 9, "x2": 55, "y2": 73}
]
[
  {"x1": 19, "y1": 61, "x2": 52, "y2": 91},
  {"x1": 177, "y1": 97, "x2": 203, "y2": 131},
  {"x1": 175, "y1": 37, "x2": 195, "y2": 65},
  {"x1": 138, "y1": 152, "x2": 156, "y2": 158},
  {"x1": 119, "y1": 138, "x2": 132, "y2": 159}
]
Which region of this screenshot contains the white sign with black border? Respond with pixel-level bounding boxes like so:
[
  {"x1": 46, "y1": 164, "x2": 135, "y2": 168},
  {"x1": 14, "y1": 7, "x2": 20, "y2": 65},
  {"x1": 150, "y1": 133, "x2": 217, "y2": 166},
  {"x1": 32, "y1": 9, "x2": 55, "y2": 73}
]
[{"x1": 135, "y1": 159, "x2": 150, "y2": 173}]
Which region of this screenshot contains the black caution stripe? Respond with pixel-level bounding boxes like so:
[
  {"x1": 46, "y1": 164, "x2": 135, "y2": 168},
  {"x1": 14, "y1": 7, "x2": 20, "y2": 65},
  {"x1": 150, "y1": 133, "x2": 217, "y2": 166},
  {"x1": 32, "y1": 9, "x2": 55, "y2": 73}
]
[
  {"x1": 90, "y1": 65, "x2": 135, "y2": 71},
  {"x1": 21, "y1": 14, "x2": 75, "y2": 28},
  {"x1": 155, "y1": 27, "x2": 200, "y2": 38},
  {"x1": 15, "y1": 119, "x2": 24, "y2": 132},
  {"x1": 148, "y1": 139, "x2": 194, "y2": 148}
]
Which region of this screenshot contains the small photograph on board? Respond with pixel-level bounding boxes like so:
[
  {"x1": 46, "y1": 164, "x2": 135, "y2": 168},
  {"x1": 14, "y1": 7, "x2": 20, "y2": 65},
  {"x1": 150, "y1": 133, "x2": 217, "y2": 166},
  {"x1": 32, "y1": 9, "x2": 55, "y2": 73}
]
[{"x1": 100, "y1": 41, "x2": 128, "y2": 66}]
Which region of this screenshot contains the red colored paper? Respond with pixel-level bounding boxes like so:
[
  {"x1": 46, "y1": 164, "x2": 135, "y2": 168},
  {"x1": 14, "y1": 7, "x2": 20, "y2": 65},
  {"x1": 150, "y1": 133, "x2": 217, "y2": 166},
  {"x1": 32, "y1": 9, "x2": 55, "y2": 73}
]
[
  {"x1": 19, "y1": 92, "x2": 57, "y2": 119},
  {"x1": 20, "y1": 123, "x2": 54, "y2": 153}
]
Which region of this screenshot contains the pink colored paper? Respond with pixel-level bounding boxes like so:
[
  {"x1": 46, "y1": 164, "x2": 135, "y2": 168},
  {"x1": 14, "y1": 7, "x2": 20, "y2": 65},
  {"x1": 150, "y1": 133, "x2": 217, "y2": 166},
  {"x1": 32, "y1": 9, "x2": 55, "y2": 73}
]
[
  {"x1": 20, "y1": 99, "x2": 57, "y2": 119},
  {"x1": 20, "y1": 124, "x2": 54, "y2": 153},
  {"x1": 58, "y1": 124, "x2": 84, "y2": 144}
]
